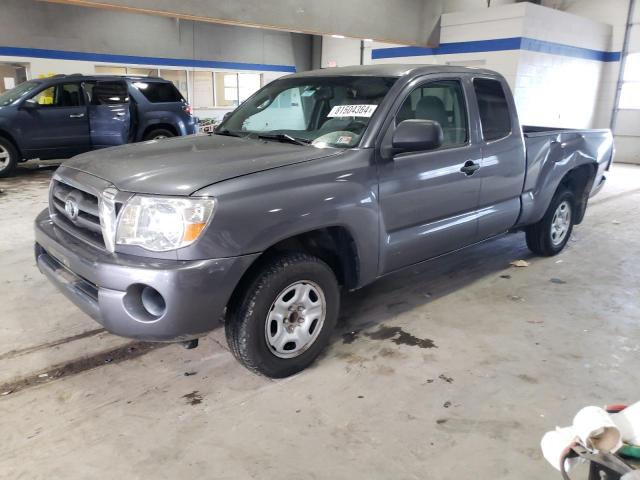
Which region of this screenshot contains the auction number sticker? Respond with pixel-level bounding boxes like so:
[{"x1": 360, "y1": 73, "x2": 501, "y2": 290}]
[{"x1": 328, "y1": 104, "x2": 378, "y2": 118}]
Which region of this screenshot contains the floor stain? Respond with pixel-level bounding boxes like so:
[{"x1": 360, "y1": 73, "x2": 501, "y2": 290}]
[
  {"x1": 0, "y1": 327, "x2": 106, "y2": 361},
  {"x1": 550, "y1": 278, "x2": 567, "y2": 284},
  {"x1": 364, "y1": 325, "x2": 437, "y2": 349},
  {"x1": 341, "y1": 331, "x2": 359, "y2": 344},
  {"x1": 183, "y1": 391, "x2": 203, "y2": 406},
  {"x1": 0, "y1": 341, "x2": 165, "y2": 397},
  {"x1": 439, "y1": 374, "x2": 454, "y2": 383},
  {"x1": 517, "y1": 374, "x2": 539, "y2": 384}
]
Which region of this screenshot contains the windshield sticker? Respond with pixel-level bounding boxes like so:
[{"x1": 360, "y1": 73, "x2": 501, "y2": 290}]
[
  {"x1": 336, "y1": 135, "x2": 353, "y2": 144},
  {"x1": 328, "y1": 104, "x2": 378, "y2": 118}
]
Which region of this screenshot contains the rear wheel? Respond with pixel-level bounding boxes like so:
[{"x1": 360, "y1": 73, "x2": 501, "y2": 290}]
[
  {"x1": 143, "y1": 128, "x2": 175, "y2": 141},
  {"x1": 0, "y1": 137, "x2": 19, "y2": 178},
  {"x1": 225, "y1": 253, "x2": 340, "y2": 378},
  {"x1": 526, "y1": 187, "x2": 575, "y2": 256}
]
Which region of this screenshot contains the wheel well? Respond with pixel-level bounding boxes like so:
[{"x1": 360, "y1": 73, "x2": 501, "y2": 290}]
[
  {"x1": 227, "y1": 227, "x2": 360, "y2": 314},
  {"x1": 0, "y1": 130, "x2": 22, "y2": 158},
  {"x1": 558, "y1": 163, "x2": 597, "y2": 224},
  {"x1": 142, "y1": 124, "x2": 178, "y2": 139}
]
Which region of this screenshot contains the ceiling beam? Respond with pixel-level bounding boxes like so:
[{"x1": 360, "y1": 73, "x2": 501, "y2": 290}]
[{"x1": 38, "y1": 0, "x2": 443, "y2": 46}]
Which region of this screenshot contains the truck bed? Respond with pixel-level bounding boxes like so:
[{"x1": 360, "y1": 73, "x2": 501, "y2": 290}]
[
  {"x1": 516, "y1": 125, "x2": 614, "y2": 228},
  {"x1": 522, "y1": 125, "x2": 612, "y2": 137}
]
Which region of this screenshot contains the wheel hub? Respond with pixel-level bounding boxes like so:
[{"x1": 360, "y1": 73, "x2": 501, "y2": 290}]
[
  {"x1": 265, "y1": 281, "x2": 326, "y2": 359},
  {"x1": 0, "y1": 145, "x2": 9, "y2": 168},
  {"x1": 550, "y1": 200, "x2": 572, "y2": 246}
]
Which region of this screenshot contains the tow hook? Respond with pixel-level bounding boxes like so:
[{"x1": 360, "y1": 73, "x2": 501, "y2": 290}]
[{"x1": 181, "y1": 339, "x2": 199, "y2": 349}]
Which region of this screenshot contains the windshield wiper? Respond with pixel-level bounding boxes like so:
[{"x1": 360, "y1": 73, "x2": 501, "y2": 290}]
[
  {"x1": 213, "y1": 129, "x2": 243, "y2": 138},
  {"x1": 257, "y1": 133, "x2": 311, "y2": 146}
]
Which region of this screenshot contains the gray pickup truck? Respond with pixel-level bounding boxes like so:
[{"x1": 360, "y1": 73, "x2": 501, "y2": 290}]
[{"x1": 35, "y1": 65, "x2": 613, "y2": 377}]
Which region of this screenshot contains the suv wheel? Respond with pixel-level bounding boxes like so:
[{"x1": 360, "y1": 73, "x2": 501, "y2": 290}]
[
  {"x1": 143, "y1": 128, "x2": 175, "y2": 141},
  {"x1": 225, "y1": 253, "x2": 340, "y2": 378},
  {"x1": 525, "y1": 187, "x2": 575, "y2": 256},
  {"x1": 0, "y1": 137, "x2": 19, "y2": 178}
]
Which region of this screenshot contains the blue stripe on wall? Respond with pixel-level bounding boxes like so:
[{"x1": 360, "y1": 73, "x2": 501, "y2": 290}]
[
  {"x1": 519, "y1": 38, "x2": 621, "y2": 62},
  {"x1": 0, "y1": 46, "x2": 297, "y2": 73},
  {"x1": 372, "y1": 37, "x2": 620, "y2": 63}
]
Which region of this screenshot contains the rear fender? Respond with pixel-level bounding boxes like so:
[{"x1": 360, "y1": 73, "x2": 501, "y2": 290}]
[{"x1": 516, "y1": 131, "x2": 611, "y2": 227}]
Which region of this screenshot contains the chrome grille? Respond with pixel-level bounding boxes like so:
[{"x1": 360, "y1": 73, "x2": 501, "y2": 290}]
[{"x1": 50, "y1": 179, "x2": 106, "y2": 248}]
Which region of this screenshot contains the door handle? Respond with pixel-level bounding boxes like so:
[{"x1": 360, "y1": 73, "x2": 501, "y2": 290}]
[
  {"x1": 115, "y1": 113, "x2": 125, "y2": 117},
  {"x1": 69, "y1": 113, "x2": 85, "y2": 118},
  {"x1": 460, "y1": 160, "x2": 480, "y2": 176}
]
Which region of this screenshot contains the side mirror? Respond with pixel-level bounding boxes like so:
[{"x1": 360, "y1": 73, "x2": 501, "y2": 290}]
[
  {"x1": 392, "y1": 119, "x2": 443, "y2": 153},
  {"x1": 222, "y1": 112, "x2": 232, "y2": 122},
  {"x1": 21, "y1": 99, "x2": 38, "y2": 110}
]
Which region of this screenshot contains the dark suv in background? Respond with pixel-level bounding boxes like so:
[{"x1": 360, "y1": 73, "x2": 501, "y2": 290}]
[{"x1": 0, "y1": 74, "x2": 197, "y2": 177}]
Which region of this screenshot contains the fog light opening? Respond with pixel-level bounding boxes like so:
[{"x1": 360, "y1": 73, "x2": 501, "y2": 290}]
[{"x1": 141, "y1": 286, "x2": 166, "y2": 318}]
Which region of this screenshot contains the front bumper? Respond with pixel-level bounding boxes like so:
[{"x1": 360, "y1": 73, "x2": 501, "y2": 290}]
[{"x1": 34, "y1": 209, "x2": 258, "y2": 341}]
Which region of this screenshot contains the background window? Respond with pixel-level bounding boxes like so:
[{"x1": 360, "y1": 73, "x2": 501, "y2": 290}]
[
  {"x1": 215, "y1": 72, "x2": 238, "y2": 107},
  {"x1": 159, "y1": 69, "x2": 188, "y2": 99},
  {"x1": 238, "y1": 73, "x2": 261, "y2": 103},
  {"x1": 214, "y1": 72, "x2": 262, "y2": 107},
  {"x1": 193, "y1": 71, "x2": 214, "y2": 109},
  {"x1": 473, "y1": 78, "x2": 511, "y2": 141},
  {"x1": 95, "y1": 66, "x2": 127, "y2": 76},
  {"x1": 619, "y1": 53, "x2": 640, "y2": 109},
  {"x1": 396, "y1": 80, "x2": 468, "y2": 147},
  {"x1": 32, "y1": 83, "x2": 83, "y2": 107},
  {"x1": 95, "y1": 66, "x2": 159, "y2": 77}
]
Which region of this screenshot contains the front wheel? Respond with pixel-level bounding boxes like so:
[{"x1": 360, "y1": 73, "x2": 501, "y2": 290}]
[
  {"x1": 225, "y1": 253, "x2": 340, "y2": 378},
  {"x1": 525, "y1": 187, "x2": 575, "y2": 256},
  {"x1": 0, "y1": 137, "x2": 19, "y2": 178}
]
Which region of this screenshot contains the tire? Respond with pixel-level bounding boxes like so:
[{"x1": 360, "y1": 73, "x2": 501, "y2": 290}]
[
  {"x1": 143, "y1": 128, "x2": 175, "y2": 141},
  {"x1": 225, "y1": 252, "x2": 340, "y2": 378},
  {"x1": 0, "y1": 137, "x2": 19, "y2": 179},
  {"x1": 525, "y1": 187, "x2": 575, "y2": 256}
]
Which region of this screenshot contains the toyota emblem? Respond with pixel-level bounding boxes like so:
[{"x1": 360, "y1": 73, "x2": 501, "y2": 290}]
[{"x1": 65, "y1": 198, "x2": 80, "y2": 220}]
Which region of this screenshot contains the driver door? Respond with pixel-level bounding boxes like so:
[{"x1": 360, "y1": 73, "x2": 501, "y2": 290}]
[
  {"x1": 19, "y1": 82, "x2": 90, "y2": 158},
  {"x1": 377, "y1": 77, "x2": 483, "y2": 274}
]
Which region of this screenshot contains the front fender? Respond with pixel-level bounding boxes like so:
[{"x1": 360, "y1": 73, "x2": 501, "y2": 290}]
[{"x1": 191, "y1": 150, "x2": 380, "y2": 286}]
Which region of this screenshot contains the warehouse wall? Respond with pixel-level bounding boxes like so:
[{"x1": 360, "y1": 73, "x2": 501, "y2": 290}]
[
  {"x1": 360, "y1": 3, "x2": 614, "y2": 129},
  {"x1": 0, "y1": 0, "x2": 313, "y2": 121}
]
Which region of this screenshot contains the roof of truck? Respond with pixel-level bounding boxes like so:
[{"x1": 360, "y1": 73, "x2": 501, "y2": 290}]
[{"x1": 288, "y1": 64, "x2": 500, "y2": 78}]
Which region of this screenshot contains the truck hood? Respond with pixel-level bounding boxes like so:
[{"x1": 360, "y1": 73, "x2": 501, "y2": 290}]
[{"x1": 63, "y1": 134, "x2": 341, "y2": 196}]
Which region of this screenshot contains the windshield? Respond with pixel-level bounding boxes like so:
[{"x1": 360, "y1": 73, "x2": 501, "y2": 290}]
[
  {"x1": 0, "y1": 80, "x2": 40, "y2": 107},
  {"x1": 217, "y1": 76, "x2": 397, "y2": 148}
]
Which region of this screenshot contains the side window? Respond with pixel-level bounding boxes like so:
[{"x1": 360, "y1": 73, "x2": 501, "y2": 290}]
[
  {"x1": 396, "y1": 80, "x2": 468, "y2": 148},
  {"x1": 31, "y1": 83, "x2": 83, "y2": 107},
  {"x1": 133, "y1": 82, "x2": 183, "y2": 103},
  {"x1": 88, "y1": 81, "x2": 129, "y2": 105},
  {"x1": 473, "y1": 78, "x2": 511, "y2": 141}
]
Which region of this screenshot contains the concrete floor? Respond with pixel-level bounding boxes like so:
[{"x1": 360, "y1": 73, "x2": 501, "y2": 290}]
[{"x1": 0, "y1": 162, "x2": 639, "y2": 479}]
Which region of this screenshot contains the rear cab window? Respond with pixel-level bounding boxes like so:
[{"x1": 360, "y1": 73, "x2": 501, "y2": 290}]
[
  {"x1": 473, "y1": 78, "x2": 511, "y2": 141},
  {"x1": 131, "y1": 81, "x2": 184, "y2": 103}
]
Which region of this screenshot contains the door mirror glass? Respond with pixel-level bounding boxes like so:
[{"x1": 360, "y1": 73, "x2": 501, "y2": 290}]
[
  {"x1": 21, "y1": 98, "x2": 38, "y2": 109},
  {"x1": 392, "y1": 119, "x2": 443, "y2": 153}
]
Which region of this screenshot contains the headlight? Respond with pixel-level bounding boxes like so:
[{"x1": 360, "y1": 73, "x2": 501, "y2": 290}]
[{"x1": 115, "y1": 196, "x2": 216, "y2": 252}]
